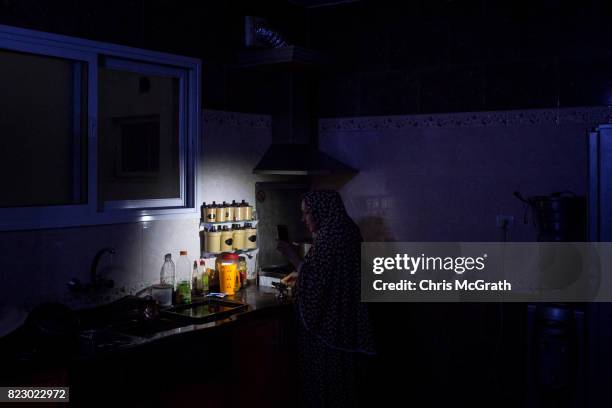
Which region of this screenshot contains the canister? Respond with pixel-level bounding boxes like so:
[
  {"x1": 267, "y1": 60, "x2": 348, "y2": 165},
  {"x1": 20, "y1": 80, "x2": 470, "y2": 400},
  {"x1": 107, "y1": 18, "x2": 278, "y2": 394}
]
[
  {"x1": 205, "y1": 226, "x2": 221, "y2": 253},
  {"x1": 205, "y1": 202, "x2": 216, "y2": 222},
  {"x1": 232, "y1": 224, "x2": 246, "y2": 250},
  {"x1": 243, "y1": 200, "x2": 253, "y2": 221},
  {"x1": 226, "y1": 203, "x2": 234, "y2": 222},
  {"x1": 220, "y1": 226, "x2": 233, "y2": 252},
  {"x1": 215, "y1": 202, "x2": 226, "y2": 222},
  {"x1": 200, "y1": 202, "x2": 207, "y2": 220},
  {"x1": 230, "y1": 200, "x2": 238, "y2": 221},
  {"x1": 234, "y1": 204, "x2": 244, "y2": 221},
  {"x1": 244, "y1": 223, "x2": 257, "y2": 249}
]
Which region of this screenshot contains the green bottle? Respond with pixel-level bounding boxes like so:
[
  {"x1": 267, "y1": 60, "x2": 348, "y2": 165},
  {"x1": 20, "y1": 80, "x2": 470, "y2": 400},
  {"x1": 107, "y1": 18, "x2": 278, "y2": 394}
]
[
  {"x1": 202, "y1": 271, "x2": 209, "y2": 292},
  {"x1": 175, "y1": 251, "x2": 192, "y2": 304}
]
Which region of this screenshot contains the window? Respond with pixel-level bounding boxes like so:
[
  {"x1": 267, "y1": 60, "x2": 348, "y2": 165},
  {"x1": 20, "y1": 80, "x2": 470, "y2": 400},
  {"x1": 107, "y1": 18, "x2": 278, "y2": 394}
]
[
  {"x1": 0, "y1": 49, "x2": 88, "y2": 208},
  {"x1": 98, "y1": 60, "x2": 184, "y2": 209},
  {"x1": 0, "y1": 24, "x2": 200, "y2": 230}
]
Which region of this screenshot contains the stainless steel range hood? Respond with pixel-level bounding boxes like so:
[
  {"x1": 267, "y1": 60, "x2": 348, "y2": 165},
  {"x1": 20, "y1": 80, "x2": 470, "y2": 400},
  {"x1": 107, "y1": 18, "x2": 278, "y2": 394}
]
[
  {"x1": 252, "y1": 70, "x2": 356, "y2": 176},
  {"x1": 253, "y1": 143, "x2": 356, "y2": 175}
]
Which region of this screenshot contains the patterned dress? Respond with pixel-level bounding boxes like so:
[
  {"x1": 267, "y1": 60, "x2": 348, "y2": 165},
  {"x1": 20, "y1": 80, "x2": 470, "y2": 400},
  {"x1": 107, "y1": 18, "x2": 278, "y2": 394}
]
[{"x1": 296, "y1": 191, "x2": 376, "y2": 407}]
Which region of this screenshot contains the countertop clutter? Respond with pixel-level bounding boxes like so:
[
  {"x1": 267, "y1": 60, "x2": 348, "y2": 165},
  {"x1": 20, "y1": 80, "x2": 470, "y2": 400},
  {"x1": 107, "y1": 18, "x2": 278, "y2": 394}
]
[
  {"x1": 80, "y1": 284, "x2": 291, "y2": 356},
  {"x1": 0, "y1": 284, "x2": 297, "y2": 407},
  {"x1": 1, "y1": 285, "x2": 291, "y2": 361}
]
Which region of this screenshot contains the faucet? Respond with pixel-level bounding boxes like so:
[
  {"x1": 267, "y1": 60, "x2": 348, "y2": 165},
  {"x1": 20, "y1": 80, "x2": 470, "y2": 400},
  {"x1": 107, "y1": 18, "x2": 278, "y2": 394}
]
[
  {"x1": 68, "y1": 247, "x2": 116, "y2": 292},
  {"x1": 91, "y1": 247, "x2": 116, "y2": 287}
]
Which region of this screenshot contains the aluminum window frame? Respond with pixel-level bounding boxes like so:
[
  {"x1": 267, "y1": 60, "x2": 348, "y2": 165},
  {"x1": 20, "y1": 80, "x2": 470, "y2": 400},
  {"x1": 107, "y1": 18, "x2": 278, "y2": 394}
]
[{"x1": 0, "y1": 24, "x2": 201, "y2": 231}]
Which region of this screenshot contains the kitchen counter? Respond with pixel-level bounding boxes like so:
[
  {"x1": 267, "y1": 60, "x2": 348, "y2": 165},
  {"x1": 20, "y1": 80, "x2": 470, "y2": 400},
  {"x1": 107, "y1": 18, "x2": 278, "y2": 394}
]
[
  {"x1": 77, "y1": 284, "x2": 293, "y2": 357},
  {"x1": 0, "y1": 284, "x2": 294, "y2": 364}
]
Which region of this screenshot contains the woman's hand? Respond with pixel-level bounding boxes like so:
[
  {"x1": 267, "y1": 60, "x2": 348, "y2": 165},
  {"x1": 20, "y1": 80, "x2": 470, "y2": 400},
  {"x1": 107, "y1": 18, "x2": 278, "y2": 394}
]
[
  {"x1": 276, "y1": 240, "x2": 302, "y2": 269},
  {"x1": 281, "y1": 271, "x2": 299, "y2": 288}
]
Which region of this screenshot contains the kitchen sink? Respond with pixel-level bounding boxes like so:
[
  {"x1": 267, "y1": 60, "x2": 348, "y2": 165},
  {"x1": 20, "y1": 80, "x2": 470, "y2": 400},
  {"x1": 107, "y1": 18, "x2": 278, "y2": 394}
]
[
  {"x1": 161, "y1": 298, "x2": 248, "y2": 323},
  {"x1": 77, "y1": 297, "x2": 248, "y2": 341}
]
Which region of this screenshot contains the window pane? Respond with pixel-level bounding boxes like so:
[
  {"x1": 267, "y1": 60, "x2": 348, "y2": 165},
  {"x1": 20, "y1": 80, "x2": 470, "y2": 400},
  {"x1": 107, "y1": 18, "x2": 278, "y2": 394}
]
[
  {"x1": 0, "y1": 49, "x2": 87, "y2": 207},
  {"x1": 99, "y1": 67, "x2": 180, "y2": 202}
]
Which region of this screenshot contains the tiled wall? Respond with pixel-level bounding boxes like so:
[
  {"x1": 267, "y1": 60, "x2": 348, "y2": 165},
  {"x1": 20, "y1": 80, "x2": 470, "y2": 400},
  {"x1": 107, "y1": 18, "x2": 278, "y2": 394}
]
[
  {"x1": 0, "y1": 110, "x2": 275, "y2": 309},
  {"x1": 317, "y1": 107, "x2": 611, "y2": 242}
]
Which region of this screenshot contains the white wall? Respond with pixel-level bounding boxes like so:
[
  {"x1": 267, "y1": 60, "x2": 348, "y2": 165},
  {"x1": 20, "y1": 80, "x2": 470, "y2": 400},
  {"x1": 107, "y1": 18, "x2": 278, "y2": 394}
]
[{"x1": 317, "y1": 107, "x2": 610, "y2": 242}]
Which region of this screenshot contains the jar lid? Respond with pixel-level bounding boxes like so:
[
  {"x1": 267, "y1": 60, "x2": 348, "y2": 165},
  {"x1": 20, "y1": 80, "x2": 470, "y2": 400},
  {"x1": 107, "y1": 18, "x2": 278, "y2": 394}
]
[{"x1": 221, "y1": 252, "x2": 239, "y2": 261}]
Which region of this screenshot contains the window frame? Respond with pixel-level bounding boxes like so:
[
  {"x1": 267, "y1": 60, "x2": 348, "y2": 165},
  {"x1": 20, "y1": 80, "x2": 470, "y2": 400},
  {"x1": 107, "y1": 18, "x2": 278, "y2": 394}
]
[{"x1": 0, "y1": 24, "x2": 201, "y2": 231}]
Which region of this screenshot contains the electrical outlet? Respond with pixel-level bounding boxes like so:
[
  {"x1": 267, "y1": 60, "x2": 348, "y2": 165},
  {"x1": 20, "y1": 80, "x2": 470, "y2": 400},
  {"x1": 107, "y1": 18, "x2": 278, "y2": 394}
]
[{"x1": 496, "y1": 215, "x2": 515, "y2": 229}]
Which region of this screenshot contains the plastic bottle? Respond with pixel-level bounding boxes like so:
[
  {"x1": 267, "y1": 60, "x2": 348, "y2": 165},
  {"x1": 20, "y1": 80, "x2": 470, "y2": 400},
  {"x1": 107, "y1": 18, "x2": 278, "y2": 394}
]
[
  {"x1": 175, "y1": 250, "x2": 192, "y2": 304},
  {"x1": 152, "y1": 254, "x2": 175, "y2": 306},
  {"x1": 199, "y1": 260, "x2": 209, "y2": 292},
  {"x1": 192, "y1": 260, "x2": 201, "y2": 296}
]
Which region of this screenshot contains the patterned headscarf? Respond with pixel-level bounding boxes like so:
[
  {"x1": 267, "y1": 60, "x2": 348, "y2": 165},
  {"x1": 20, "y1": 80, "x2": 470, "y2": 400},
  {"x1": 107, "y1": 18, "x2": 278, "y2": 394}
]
[
  {"x1": 302, "y1": 190, "x2": 348, "y2": 229},
  {"x1": 298, "y1": 190, "x2": 376, "y2": 355}
]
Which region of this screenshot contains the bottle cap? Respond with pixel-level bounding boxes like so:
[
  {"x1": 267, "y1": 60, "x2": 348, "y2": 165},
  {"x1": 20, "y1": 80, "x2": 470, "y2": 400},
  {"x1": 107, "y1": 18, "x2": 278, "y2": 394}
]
[
  {"x1": 221, "y1": 252, "x2": 239, "y2": 261},
  {"x1": 180, "y1": 250, "x2": 188, "y2": 256},
  {"x1": 164, "y1": 253, "x2": 172, "y2": 260}
]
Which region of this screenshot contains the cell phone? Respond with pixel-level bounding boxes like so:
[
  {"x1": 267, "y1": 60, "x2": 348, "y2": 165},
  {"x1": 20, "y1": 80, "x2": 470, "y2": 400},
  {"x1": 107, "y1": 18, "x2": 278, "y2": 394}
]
[{"x1": 277, "y1": 224, "x2": 289, "y2": 242}]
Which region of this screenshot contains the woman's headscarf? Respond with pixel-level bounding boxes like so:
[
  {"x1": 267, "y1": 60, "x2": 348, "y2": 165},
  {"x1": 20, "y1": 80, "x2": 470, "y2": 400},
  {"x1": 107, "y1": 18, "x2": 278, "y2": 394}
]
[{"x1": 297, "y1": 190, "x2": 376, "y2": 355}]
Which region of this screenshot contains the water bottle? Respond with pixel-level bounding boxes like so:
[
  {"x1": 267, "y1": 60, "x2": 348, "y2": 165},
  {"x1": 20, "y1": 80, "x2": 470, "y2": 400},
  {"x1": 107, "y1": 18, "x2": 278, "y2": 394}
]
[
  {"x1": 175, "y1": 250, "x2": 192, "y2": 304},
  {"x1": 152, "y1": 254, "x2": 174, "y2": 306}
]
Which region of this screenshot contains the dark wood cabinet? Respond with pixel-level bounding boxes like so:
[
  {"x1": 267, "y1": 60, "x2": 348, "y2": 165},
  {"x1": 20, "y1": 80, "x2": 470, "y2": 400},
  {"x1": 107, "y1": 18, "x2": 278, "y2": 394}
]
[{"x1": 3, "y1": 305, "x2": 297, "y2": 408}]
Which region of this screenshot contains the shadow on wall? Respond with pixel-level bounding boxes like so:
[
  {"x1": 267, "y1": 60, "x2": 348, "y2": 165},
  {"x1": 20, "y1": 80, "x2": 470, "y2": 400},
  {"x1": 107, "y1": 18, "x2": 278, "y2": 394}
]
[
  {"x1": 358, "y1": 216, "x2": 395, "y2": 242},
  {"x1": 311, "y1": 174, "x2": 355, "y2": 191}
]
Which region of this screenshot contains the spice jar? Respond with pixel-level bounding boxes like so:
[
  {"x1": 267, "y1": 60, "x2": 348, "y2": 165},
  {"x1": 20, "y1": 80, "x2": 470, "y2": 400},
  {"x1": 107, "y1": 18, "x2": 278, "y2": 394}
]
[
  {"x1": 243, "y1": 200, "x2": 253, "y2": 221},
  {"x1": 244, "y1": 223, "x2": 257, "y2": 249},
  {"x1": 232, "y1": 224, "x2": 246, "y2": 250},
  {"x1": 234, "y1": 204, "x2": 244, "y2": 221},
  {"x1": 220, "y1": 226, "x2": 233, "y2": 252},
  {"x1": 200, "y1": 202, "x2": 207, "y2": 220},
  {"x1": 205, "y1": 226, "x2": 221, "y2": 253},
  {"x1": 226, "y1": 201, "x2": 234, "y2": 222},
  {"x1": 215, "y1": 201, "x2": 227, "y2": 222},
  {"x1": 205, "y1": 201, "x2": 217, "y2": 222}
]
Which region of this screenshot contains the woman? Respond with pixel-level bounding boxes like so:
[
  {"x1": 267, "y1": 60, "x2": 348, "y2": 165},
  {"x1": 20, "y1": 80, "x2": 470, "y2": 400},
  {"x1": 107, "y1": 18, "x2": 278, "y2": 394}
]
[{"x1": 277, "y1": 190, "x2": 376, "y2": 407}]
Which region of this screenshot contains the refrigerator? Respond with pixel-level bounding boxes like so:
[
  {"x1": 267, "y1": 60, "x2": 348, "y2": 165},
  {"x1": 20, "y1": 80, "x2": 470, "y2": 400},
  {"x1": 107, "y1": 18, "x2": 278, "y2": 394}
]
[{"x1": 586, "y1": 125, "x2": 612, "y2": 407}]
